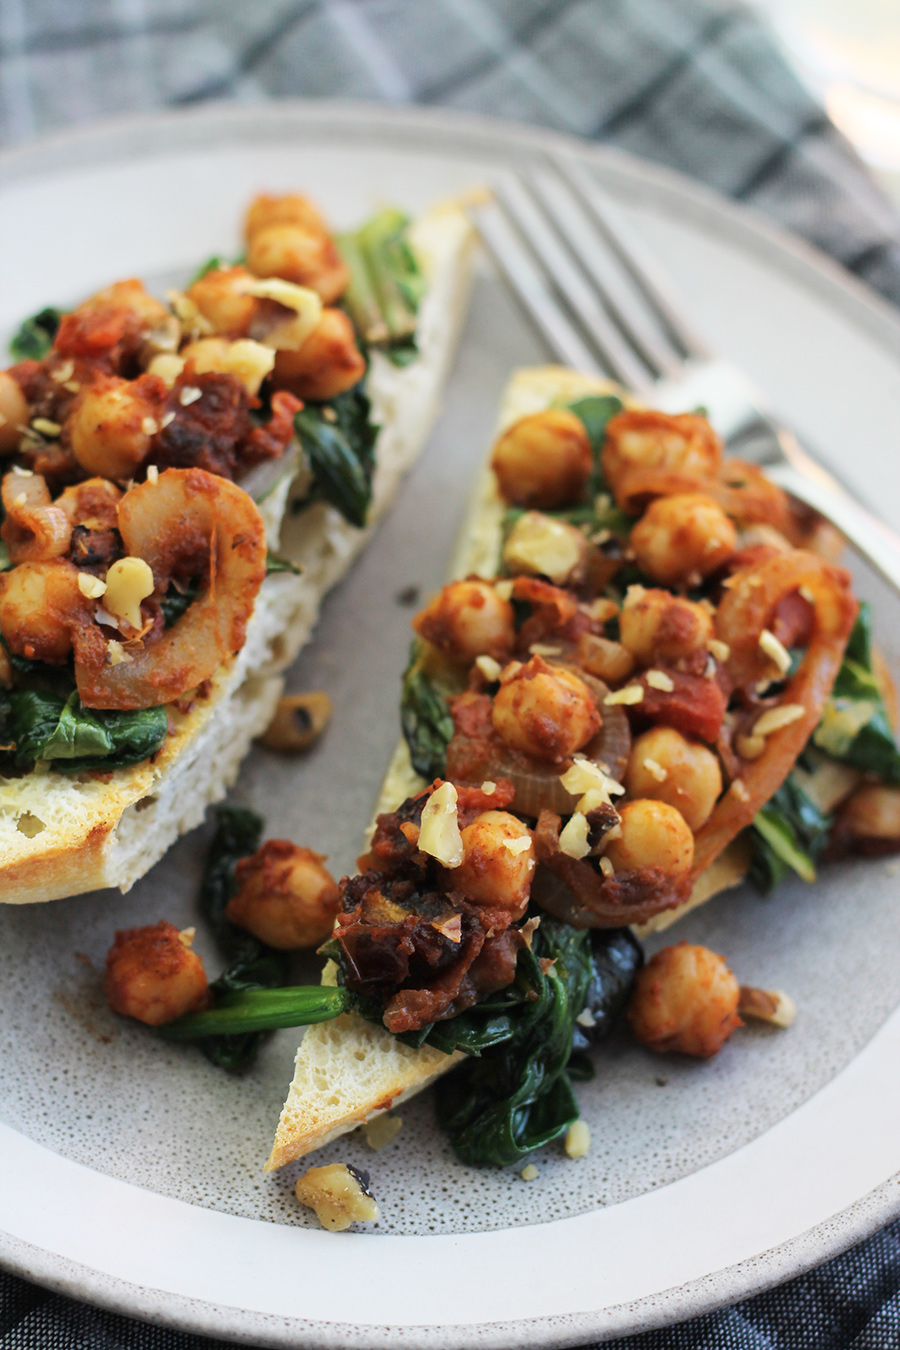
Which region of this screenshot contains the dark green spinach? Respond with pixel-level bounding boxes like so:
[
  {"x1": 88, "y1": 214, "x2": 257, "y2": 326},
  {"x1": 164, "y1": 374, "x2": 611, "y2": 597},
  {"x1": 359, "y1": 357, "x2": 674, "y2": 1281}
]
[
  {"x1": 6, "y1": 688, "x2": 167, "y2": 772},
  {"x1": 400, "y1": 638, "x2": 457, "y2": 780},
  {"x1": 195, "y1": 806, "x2": 291, "y2": 1074},
  {"x1": 749, "y1": 773, "x2": 831, "y2": 893},
  {"x1": 10, "y1": 306, "x2": 61, "y2": 360},
  {"x1": 294, "y1": 384, "x2": 380, "y2": 529},
  {"x1": 813, "y1": 603, "x2": 900, "y2": 783},
  {"x1": 434, "y1": 920, "x2": 640, "y2": 1167}
]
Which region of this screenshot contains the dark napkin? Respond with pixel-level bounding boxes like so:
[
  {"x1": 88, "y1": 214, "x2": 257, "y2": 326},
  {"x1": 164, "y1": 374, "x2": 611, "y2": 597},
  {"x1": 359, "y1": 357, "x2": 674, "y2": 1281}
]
[{"x1": 2, "y1": 2, "x2": 900, "y2": 1347}]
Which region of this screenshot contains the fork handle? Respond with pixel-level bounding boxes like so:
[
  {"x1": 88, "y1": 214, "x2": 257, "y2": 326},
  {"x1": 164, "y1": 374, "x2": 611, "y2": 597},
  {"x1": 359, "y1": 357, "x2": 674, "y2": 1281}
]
[{"x1": 765, "y1": 460, "x2": 900, "y2": 595}]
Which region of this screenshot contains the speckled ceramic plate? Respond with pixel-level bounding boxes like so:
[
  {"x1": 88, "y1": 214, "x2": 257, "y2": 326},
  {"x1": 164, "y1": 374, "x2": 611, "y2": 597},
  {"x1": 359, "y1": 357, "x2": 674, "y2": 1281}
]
[{"x1": 1, "y1": 102, "x2": 900, "y2": 1349}]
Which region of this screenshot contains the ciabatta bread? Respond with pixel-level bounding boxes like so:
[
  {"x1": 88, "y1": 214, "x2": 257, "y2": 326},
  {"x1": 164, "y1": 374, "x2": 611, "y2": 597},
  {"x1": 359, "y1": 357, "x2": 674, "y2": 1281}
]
[{"x1": 0, "y1": 203, "x2": 475, "y2": 905}]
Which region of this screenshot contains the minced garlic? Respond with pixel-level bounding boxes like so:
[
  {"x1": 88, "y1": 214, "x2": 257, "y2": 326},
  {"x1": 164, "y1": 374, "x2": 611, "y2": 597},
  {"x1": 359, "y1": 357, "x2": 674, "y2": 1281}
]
[{"x1": 645, "y1": 670, "x2": 674, "y2": 692}]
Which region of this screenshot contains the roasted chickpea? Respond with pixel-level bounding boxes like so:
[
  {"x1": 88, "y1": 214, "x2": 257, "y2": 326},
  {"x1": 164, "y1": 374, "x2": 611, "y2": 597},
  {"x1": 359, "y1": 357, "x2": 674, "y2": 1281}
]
[
  {"x1": 413, "y1": 579, "x2": 515, "y2": 665},
  {"x1": 618, "y1": 586, "x2": 713, "y2": 665},
  {"x1": 186, "y1": 265, "x2": 256, "y2": 337},
  {"x1": 603, "y1": 798, "x2": 694, "y2": 875},
  {"x1": 628, "y1": 942, "x2": 741, "y2": 1058},
  {"x1": 67, "y1": 374, "x2": 162, "y2": 479},
  {"x1": 0, "y1": 371, "x2": 29, "y2": 454},
  {"x1": 837, "y1": 784, "x2": 900, "y2": 850},
  {"x1": 444, "y1": 810, "x2": 535, "y2": 915},
  {"x1": 226, "y1": 840, "x2": 340, "y2": 950},
  {"x1": 491, "y1": 409, "x2": 592, "y2": 510},
  {"x1": 630, "y1": 493, "x2": 737, "y2": 586},
  {"x1": 80, "y1": 278, "x2": 169, "y2": 330},
  {"x1": 0, "y1": 559, "x2": 85, "y2": 663},
  {"x1": 491, "y1": 655, "x2": 600, "y2": 762},
  {"x1": 601, "y1": 410, "x2": 722, "y2": 510},
  {"x1": 626, "y1": 727, "x2": 722, "y2": 831},
  {"x1": 270, "y1": 309, "x2": 365, "y2": 402},
  {"x1": 247, "y1": 224, "x2": 349, "y2": 304},
  {"x1": 245, "y1": 193, "x2": 330, "y2": 241},
  {"x1": 104, "y1": 920, "x2": 209, "y2": 1027}
]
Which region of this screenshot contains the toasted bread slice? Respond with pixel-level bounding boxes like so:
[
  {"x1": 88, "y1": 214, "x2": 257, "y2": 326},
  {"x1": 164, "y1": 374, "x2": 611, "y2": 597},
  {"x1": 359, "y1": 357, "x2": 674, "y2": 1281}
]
[
  {"x1": 0, "y1": 203, "x2": 475, "y2": 905},
  {"x1": 267, "y1": 365, "x2": 754, "y2": 1171}
]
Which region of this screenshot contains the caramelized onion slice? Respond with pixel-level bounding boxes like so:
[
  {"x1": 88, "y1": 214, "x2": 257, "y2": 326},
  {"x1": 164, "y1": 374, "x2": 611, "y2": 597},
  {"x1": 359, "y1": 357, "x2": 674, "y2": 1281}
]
[
  {"x1": 447, "y1": 674, "x2": 631, "y2": 819},
  {"x1": 692, "y1": 548, "x2": 857, "y2": 879},
  {"x1": 1, "y1": 472, "x2": 71, "y2": 564},
  {"x1": 74, "y1": 467, "x2": 267, "y2": 710},
  {"x1": 532, "y1": 810, "x2": 691, "y2": 928}
]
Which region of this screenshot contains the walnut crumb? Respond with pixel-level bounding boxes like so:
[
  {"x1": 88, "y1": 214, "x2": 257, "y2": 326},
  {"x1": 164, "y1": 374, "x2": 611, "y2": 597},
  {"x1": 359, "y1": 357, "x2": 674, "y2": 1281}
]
[{"x1": 295, "y1": 1163, "x2": 379, "y2": 1232}]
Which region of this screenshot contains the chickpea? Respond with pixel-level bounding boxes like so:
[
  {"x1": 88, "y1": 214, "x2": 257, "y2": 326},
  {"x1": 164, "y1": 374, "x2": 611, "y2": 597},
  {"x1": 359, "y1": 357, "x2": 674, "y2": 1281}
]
[
  {"x1": 628, "y1": 942, "x2": 741, "y2": 1058},
  {"x1": 491, "y1": 655, "x2": 600, "y2": 762},
  {"x1": 601, "y1": 410, "x2": 722, "y2": 507},
  {"x1": 0, "y1": 370, "x2": 29, "y2": 454},
  {"x1": 67, "y1": 374, "x2": 162, "y2": 480},
  {"x1": 491, "y1": 409, "x2": 592, "y2": 510},
  {"x1": 226, "y1": 840, "x2": 340, "y2": 950},
  {"x1": 186, "y1": 265, "x2": 257, "y2": 337},
  {"x1": 104, "y1": 921, "x2": 209, "y2": 1027},
  {"x1": 630, "y1": 493, "x2": 737, "y2": 586},
  {"x1": 80, "y1": 279, "x2": 169, "y2": 330},
  {"x1": 413, "y1": 579, "x2": 515, "y2": 666},
  {"x1": 838, "y1": 784, "x2": 900, "y2": 848},
  {"x1": 247, "y1": 224, "x2": 350, "y2": 305},
  {"x1": 245, "y1": 193, "x2": 329, "y2": 240},
  {"x1": 626, "y1": 727, "x2": 722, "y2": 831},
  {"x1": 443, "y1": 811, "x2": 535, "y2": 915},
  {"x1": 0, "y1": 559, "x2": 85, "y2": 663},
  {"x1": 603, "y1": 798, "x2": 694, "y2": 875},
  {"x1": 618, "y1": 586, "x2": 713, "y2": 666},
  {"x1": 270, "y1": 309, "x2": 366, "y2": 402}
]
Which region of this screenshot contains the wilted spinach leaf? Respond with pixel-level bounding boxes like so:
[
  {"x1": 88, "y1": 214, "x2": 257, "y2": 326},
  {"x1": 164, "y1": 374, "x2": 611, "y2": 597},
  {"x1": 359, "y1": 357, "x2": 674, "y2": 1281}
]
[
  {"x1": 10, "y1": 306, "x2": 61, "y2": 360},
  {"x1": 294, "y1": 384, "x2": 379, "y2": 529},
  {"x1": 6, "y1": 689, "x2": 167, "y2": 772},
  {"x1": 196, "y1": 806, "x2": 290, "y2": 1074},
  {"x1": 338, "y1": 208, "x2": 424, "y2": 360},
  {"x1": 160, "y1": 576, "x2": 203, "y2": 627},
  {"x1": 434, "y1": 919, "x2": 641, "y2": 1167},
  {"x1": 400, "y1": 638, "x2": 458, "y2": 780},
  {"x1": 813, "y1": 603, "x2": 900, "y2": 783},
  {"x1": 749, "y1": 773, "x2": 831, "y2": 893}
]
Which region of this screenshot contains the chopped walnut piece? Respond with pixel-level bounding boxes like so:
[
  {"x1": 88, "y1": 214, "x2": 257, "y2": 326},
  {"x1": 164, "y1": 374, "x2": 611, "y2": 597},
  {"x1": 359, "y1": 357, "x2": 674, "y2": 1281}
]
[{"x1": 295, "y1": 1163, "x2": 379, "y2": 1232}]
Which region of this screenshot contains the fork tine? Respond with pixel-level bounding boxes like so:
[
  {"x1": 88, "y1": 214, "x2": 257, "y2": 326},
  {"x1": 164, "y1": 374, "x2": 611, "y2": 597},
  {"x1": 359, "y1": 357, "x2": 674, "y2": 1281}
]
[
  {"x1": 528, "y1": 166, "x2": 684, "y2": 380},
  {"x1": 494, "y1": 175, "x2": 651, "y2": 390},
  {"x1": 467, "y1": 196, "x2": 605, "y2": 376},
  {"x1": 558, "y1": 155, "x2": 711, "y2": 362}
]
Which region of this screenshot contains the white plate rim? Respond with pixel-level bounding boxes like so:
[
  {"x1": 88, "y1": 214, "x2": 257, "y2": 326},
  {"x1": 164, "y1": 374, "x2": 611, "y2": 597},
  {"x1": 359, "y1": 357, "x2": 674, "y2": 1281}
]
[{"x1": 1, "y1": 98, "x2": 900, "y2": 1348}]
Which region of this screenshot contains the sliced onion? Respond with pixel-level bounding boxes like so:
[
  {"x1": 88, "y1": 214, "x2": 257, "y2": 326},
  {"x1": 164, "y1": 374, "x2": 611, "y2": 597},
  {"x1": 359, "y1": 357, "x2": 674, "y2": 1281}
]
[
  {"x1": 447, "y1": 674, "x2": 631, "y2": 819},
  {"x1": 531, "y1": 810, "x2": 692, "y2": 928}
]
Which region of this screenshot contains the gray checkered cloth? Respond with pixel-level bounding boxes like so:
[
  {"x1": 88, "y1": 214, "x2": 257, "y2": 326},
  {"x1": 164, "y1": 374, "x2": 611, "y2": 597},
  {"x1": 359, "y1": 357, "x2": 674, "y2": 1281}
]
[{"x1": 2, "y1": 2, "x2": 900, "y2": 1347}]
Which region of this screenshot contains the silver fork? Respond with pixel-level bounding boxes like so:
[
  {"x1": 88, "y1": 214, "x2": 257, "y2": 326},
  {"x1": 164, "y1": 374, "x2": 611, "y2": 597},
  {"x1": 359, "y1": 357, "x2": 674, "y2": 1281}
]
[{"x1": 466, "y1": 156, "x2": 900, "y2": 593}]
